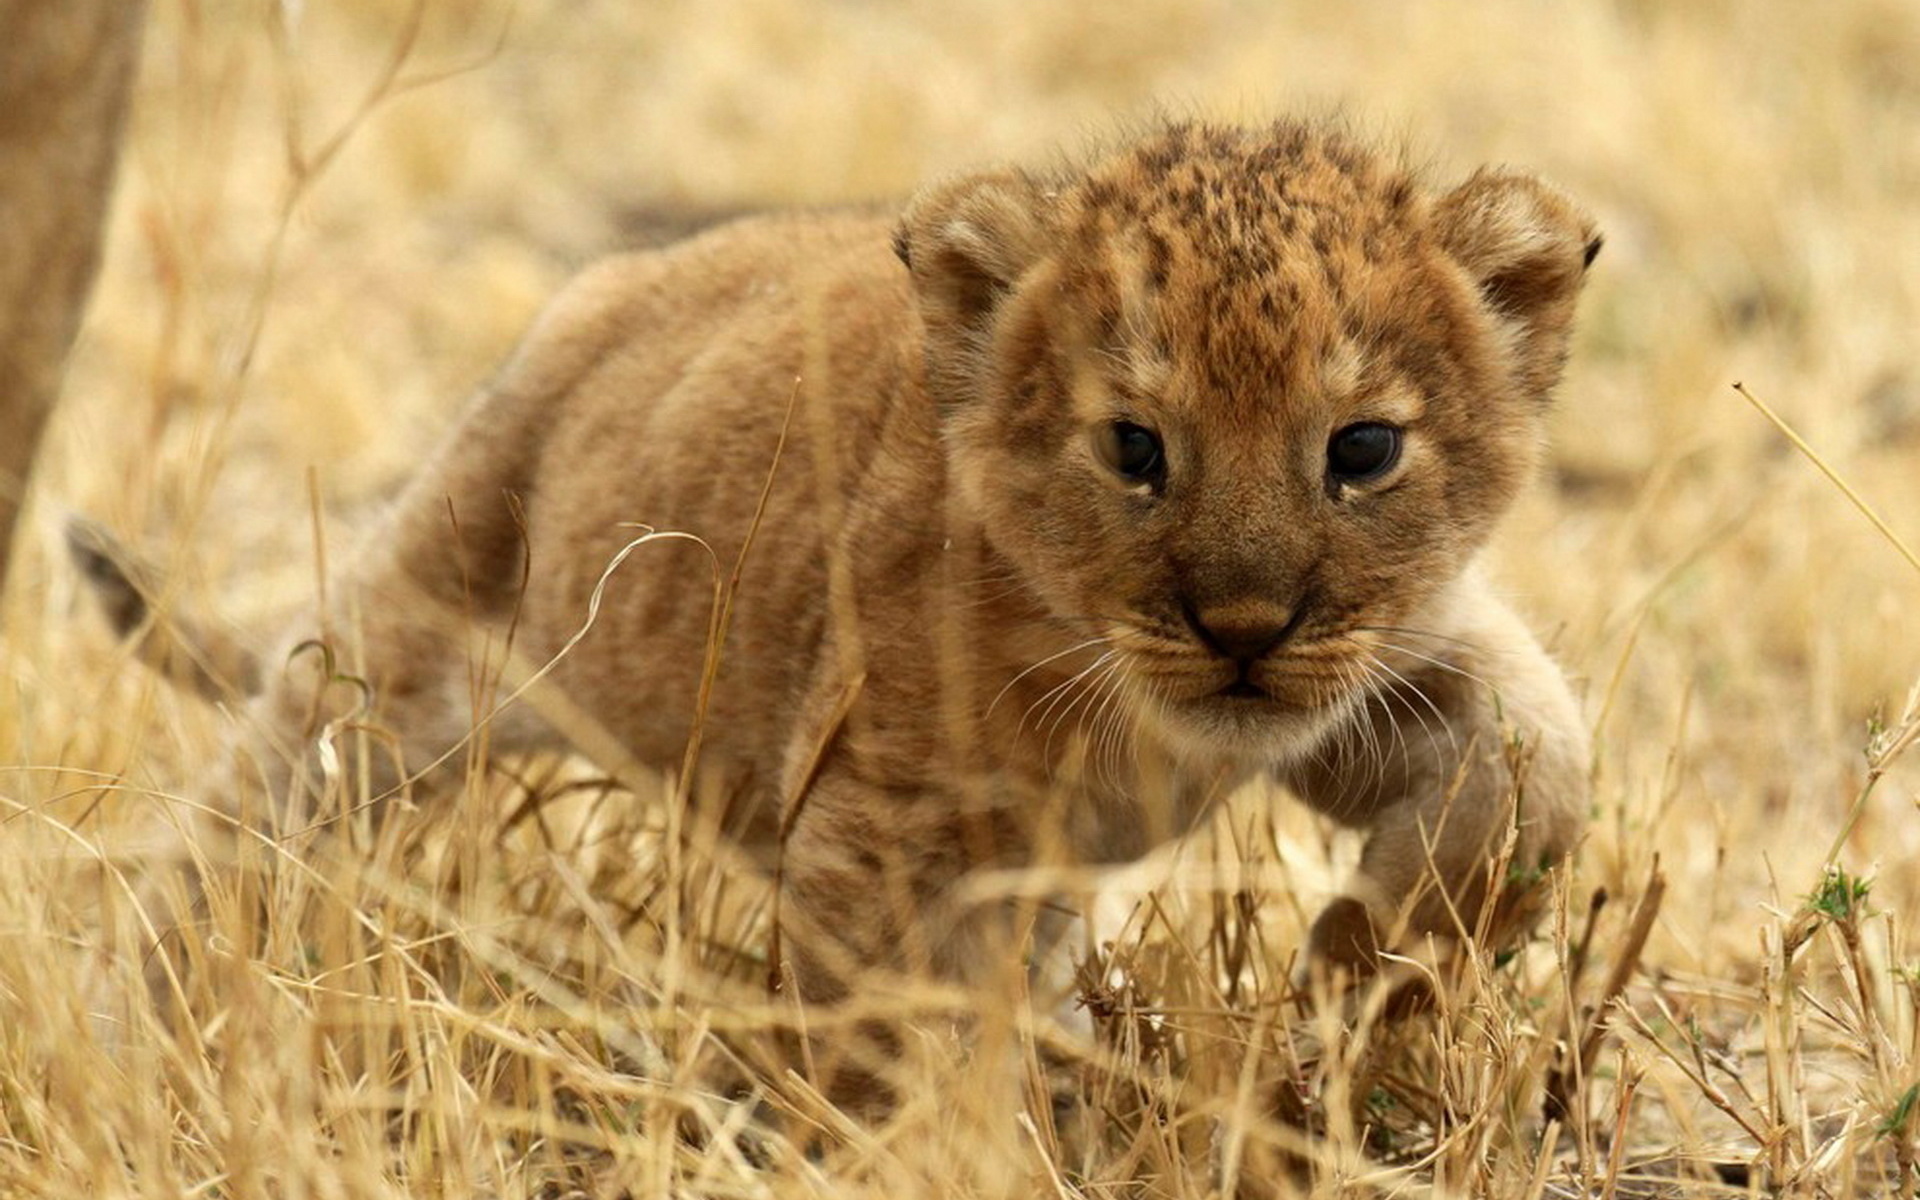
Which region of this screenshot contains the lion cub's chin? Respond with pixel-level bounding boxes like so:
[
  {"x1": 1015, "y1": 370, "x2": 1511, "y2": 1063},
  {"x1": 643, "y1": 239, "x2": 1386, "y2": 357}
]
[{"x1": 1141, "y1": 682, "x2": 1355, "y2": 767}]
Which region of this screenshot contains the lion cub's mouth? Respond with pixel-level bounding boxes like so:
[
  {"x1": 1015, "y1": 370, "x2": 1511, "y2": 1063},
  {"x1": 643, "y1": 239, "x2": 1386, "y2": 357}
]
[{"x1": 1217, "y1": 680, "x2": 1270, "y2": 701}]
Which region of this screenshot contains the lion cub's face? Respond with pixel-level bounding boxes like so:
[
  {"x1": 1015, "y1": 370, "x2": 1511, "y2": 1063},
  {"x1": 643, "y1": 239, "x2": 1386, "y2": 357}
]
[{"x1": 898, "y1": 123, "x2": 1598, "y2": 759}]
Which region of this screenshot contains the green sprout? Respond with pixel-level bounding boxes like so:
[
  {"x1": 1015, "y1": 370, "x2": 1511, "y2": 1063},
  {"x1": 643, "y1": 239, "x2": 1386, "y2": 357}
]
[{"x1": 1808, "y1": 868, "x2": 1872, "y2": 923}]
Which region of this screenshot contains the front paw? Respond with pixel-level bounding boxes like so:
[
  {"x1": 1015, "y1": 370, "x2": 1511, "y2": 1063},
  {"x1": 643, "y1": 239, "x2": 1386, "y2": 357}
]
[{"x1": 1304, "y1": 895, "x2": 1381, "y2": 971}]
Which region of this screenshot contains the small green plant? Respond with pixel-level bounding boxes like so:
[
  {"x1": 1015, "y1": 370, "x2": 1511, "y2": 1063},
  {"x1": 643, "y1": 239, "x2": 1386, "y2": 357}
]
[{"x1": 1808, "y1": 867, "x2": 1873, "y2": 924}]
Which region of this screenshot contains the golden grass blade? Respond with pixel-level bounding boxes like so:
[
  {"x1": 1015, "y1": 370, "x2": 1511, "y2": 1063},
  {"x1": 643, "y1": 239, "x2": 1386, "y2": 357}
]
[{"x1": 1733, "y1": 382, "x2": 1920, "y2": 579}]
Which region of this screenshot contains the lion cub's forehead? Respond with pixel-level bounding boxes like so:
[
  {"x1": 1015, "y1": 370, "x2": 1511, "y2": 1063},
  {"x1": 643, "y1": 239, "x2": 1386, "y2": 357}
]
[
  {"x1": 1068, "y1": 122, "x2": 1419, "y2": 236},
  {"x1": 1057, "y1": 122, "x2": 1450, "y2": 418}
]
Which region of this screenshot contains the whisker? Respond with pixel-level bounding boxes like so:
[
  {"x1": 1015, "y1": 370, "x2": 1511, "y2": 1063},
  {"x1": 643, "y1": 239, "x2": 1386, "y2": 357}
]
[
  {"x1": 987, "y1": 636, "x2": 1113, "y2": 721},
  {"x1": 1089, "y1": 663, "x2": 1133, "y2": 795},
  {"x1": 1346, "y1": 664, "x2": 1389, "y2": 815},
  {"x1": 1118, "y1": 674, "x2": 1170, "y2": 800},
  {"x1": 1365, "y1": 650, "x2": 1458, "y2": 765},
  {"x1": 1305, "y1": 661, "x2": 1373, "y2": 821},
  {"x1": 1066, "y1": 658, "x2": 1120, "y2": 789},
  {"x1": 1367, "y1": 637, "x2": 1501, "y2": 697},
  {"x1": 1025, "y1": 650, "x2": 1115, "y2": 742},
  {"x1": 1344, "y1": 656, "x2": 1405, "y2": 806},
  {"x1": 956, "y1": 583, "x2": 1040, "y2": 611},
  {"x1": 1042, "y1": 655, "x2": 1120, "y2": 758},
  {"x1": 1347, "y1": 658, "x2": 1396, "y2": 804},
  {"x1": 1355, "y1": 623, "x2": 1492, "y2": 654}
]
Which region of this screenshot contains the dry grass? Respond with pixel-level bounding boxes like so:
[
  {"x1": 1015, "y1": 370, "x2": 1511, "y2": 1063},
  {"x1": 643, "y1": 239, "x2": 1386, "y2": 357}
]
[{"x1": 5, "y1": 1, "x2": 1920, "y2": 1196}]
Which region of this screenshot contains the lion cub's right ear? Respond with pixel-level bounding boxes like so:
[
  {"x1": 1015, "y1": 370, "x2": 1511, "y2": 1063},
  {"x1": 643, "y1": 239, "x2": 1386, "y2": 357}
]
[{"x1": 895, "y1": 170, "x2": 1055, "y2": 405}]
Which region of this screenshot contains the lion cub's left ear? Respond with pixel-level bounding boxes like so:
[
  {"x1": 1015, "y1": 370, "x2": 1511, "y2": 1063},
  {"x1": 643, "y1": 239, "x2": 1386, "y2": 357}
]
[
  {"x1": 1432, "y1": 171, "x2": 1602, "y2": 404},
  {"x1": 895, "y1": 170, "x2": 1056, "y2": 406}
]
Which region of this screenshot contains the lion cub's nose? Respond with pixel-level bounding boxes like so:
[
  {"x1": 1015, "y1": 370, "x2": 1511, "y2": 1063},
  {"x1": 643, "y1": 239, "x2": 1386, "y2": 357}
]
[{"x1": 1185, "y1": 599, "x2": 1299, "y2": 662}]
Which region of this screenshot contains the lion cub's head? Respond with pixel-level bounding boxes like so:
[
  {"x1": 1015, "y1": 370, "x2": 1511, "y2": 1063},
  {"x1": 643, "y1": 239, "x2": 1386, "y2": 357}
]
[{"x1": 894, "y1": 120, "x2": 1599, "y2": 758}]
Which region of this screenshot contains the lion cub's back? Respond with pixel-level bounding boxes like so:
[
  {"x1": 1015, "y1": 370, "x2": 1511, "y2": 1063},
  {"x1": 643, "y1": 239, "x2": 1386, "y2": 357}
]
[{"x1": 507, "y1": 209, "x2": 906, "y2": 777}]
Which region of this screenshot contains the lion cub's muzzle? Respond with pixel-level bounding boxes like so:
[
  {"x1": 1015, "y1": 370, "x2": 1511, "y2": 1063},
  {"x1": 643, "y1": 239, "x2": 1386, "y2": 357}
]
[{"x1": 1179, "y1": 594, "x2": 1310, "y2": 697}]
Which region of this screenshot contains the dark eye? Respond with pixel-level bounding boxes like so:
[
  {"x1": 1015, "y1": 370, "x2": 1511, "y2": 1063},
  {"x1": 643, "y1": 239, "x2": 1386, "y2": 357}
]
[
  {"x1": 1094, "y1": 421, "x2": 1165, "y2": 484},
  {"x1": 1326, "y1": 422, "x2": 1402, "y2": 484}
]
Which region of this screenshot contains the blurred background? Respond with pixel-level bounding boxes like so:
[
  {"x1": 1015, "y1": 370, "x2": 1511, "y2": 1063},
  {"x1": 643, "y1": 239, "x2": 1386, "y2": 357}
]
[{"x1": 4, "y1": 0, "x2": 1918, "y2": 1190}]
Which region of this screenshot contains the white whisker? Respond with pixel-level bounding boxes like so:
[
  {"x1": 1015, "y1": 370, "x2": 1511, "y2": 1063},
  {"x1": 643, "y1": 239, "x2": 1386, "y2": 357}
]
[
  {"x1": 1027, "y1": 651, "x2": 1115, "y2": 748},
  {"x1": 988, "y1": 636, "x2": 1113, "y2": 721},
  {"x1": 1364, "y1": 650, "x2": 1458, "y2": 765},
  {"x1": 1070, "y1": 659, "x2": 1123, "y2": 788},
  {"x1": 1041, "y1": 654, "x2": 1119, "y2": 756},
  {"x1": 1354, "y1": 623, "x2": 1489, "y2": 654},
  {"x1": 1368, "y1": 636, "x2": 1501, "y2": 697},
  {"x1": 1088, "y1": 663, "x2": 1133, "y2": 795},
  {"x1": 1347, "y1": 658, "x2": 1395, "y2": 806}
]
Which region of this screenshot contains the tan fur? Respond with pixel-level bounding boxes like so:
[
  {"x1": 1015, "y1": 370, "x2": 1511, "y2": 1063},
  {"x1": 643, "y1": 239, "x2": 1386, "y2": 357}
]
[{"x1": 100, "y1": 120, "x2": 1600, "y2": 1102}]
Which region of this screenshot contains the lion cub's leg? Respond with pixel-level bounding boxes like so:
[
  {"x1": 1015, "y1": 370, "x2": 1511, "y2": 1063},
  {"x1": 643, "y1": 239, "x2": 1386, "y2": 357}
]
[
  {"x1": 775, "y1": 760, "x2": 1047, "y2": 1111},
  {"x1": 1282, "y1": 571, "x2": 1589, "y2": 967}
]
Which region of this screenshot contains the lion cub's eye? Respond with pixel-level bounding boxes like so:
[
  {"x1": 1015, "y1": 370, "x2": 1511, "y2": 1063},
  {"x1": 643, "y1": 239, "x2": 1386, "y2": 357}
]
[
  {"x1": 1326, "y1": 422, "x2": 1402, "y2": 484},
  {"x1": 1094, "y1": 421, "x2": 1165, "y2": 485}
]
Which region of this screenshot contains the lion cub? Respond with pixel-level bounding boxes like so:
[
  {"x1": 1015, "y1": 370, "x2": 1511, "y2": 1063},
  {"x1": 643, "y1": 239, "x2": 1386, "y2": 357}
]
[{"x1": 94, "y1": 119, "x2": 1597, "y2": 1094}]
